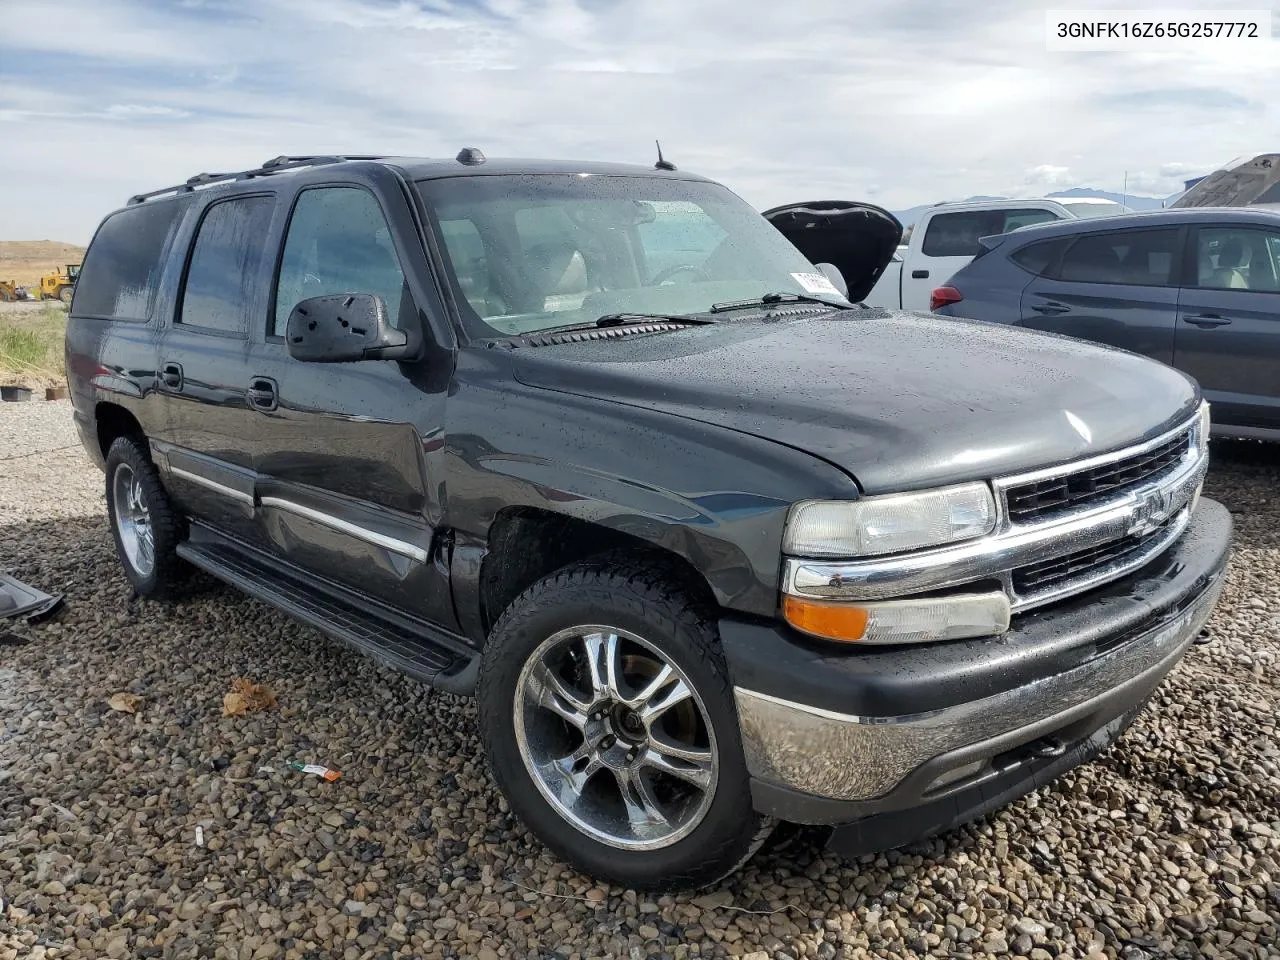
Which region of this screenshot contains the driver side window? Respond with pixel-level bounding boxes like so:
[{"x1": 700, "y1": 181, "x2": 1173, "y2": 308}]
[{"x1": 273, "y1": 187, "x2": 408, "y2": 336}]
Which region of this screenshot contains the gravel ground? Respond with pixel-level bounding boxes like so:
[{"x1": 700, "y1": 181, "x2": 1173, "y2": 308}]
[{"x1": 0, "y1": 400, "x2": 1277, "y2": 960}]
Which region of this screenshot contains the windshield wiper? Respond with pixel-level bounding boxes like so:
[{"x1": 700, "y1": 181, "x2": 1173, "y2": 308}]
[
  {"x1": 536, "y1": 312, "x2": 715, "y2": 336},
  {"x1": 710, "y1": 292, "x2": 853, "y2": 314},
  {"x1": 594, "y1": 312, "x2": 714, "y2": 327}
]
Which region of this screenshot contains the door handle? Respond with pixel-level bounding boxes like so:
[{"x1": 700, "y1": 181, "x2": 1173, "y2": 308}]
[
  {"x1": 1182, "y1": 314, "x2": 1232, "y2": 328},
  {"x1": 161, "y1": 362, "x2": 183, "y2": 390},
  {"x1": 910, "y1": 269, "x2": 930, "y2": 279},
  {"x1": 1030, "y1": 301, "x2": 1071, "y2": 316},
  {"x1": 246, "y1": 377, "x2": 278, "y2": 412}
]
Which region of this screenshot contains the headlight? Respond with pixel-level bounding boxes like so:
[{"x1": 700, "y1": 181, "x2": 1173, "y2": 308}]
[
  {"x1": 783, "y1": 592, "x2": 1011, "y2": 645},
  {"x1": 783, "y1": 482, "x2": 997, "y2": 558}
]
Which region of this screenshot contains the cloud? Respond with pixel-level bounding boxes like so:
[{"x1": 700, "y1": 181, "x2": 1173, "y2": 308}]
[
  {"x1": 0, "y1": 0, "x2": 1273, "y2": 241},
  {"x1": 103, "y1": 104, "x2": 191, "y2": 119}
]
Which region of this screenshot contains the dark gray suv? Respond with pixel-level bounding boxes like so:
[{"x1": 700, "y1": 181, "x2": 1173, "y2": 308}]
[{"x1": 933, "y1": 208, "x2": 1280, "y2": 440}]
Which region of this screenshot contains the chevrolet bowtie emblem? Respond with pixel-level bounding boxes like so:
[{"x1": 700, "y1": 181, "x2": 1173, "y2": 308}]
[{"x1": 1129, "y1": 488, "x2": 1173, "y2": 538}]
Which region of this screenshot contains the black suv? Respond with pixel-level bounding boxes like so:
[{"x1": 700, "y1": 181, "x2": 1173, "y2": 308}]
[{"x1": 67, "y1": 153, "x2": 1230, "y2": 891}]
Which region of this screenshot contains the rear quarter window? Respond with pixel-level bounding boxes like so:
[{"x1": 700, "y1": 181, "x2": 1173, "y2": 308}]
[
  {"x1": 74, "y1": 199, "x2": 190, "y2": 320},
  {"x1": 1010, "y1": 238, "x2": 1070, "y2": 276}
]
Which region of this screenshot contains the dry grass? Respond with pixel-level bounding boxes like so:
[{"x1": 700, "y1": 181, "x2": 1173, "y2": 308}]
[
  {"x1": 0, "y1": 303, "x2": 67, "y2": 387},
  {"x1": 0, "y1": 240, "x2": 86, "y2": 288}
]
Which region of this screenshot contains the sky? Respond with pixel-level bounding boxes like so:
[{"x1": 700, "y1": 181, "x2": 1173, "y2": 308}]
[{"x1": 1, "y1": 0, "x2": 1277, "y2": 243}]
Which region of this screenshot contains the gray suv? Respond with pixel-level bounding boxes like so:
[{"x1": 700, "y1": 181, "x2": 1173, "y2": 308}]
[{"x1": 932, "y1": 208, "x2": 1280, "y2": 440}]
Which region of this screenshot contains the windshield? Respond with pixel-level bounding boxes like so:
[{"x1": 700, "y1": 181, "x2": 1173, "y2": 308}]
[
  {"x1": 417, "y1": 174, "x2": 847, "y2": 336},
  {"x1": 1062, "y1": 202, "x2": 1131, "y2": 219}
]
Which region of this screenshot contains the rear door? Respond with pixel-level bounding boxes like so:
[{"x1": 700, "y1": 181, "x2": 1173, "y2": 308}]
[
  {"x1": 1175, "y1": 223, "x2": 1280, "y2": 430},
  {"x1": 245, "y1": 171, "x2": 456, "y2": 628},
  {"x1": 1017, "y1": 225, "x2": 1183, "y2": 364},
  {"x1": 154, "y1": 192, "x2": 279, "y2": 549},
  {"x1": 906, "y1": 207, "x2": 1063, "y2": 310}
]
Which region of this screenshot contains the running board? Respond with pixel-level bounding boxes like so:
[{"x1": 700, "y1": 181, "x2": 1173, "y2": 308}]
[{"x1": 176, "y1": 539, "x2": 479, "y2": 695}]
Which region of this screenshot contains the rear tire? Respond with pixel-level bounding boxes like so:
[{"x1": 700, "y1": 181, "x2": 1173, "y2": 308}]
[
  {"x1": 58, "y1": 286, "x2": 73, "y2": 304},
  {"x1": 478, "y1": 556, "x2": 773, "y2": 890},
  {"x1": 105, "y1": 436, "x2": 187, "y2": 598}
]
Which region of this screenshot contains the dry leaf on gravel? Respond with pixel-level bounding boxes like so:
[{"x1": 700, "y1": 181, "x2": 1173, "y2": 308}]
[
  {"x1": 222, "y1": 677, "x2": 277, "y2": 717},
  {"x1": 107, "y1": 692, "x2": 143, "y2": 714}
]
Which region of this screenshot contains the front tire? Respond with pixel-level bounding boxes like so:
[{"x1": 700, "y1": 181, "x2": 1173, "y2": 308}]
[
  {"x1": 478, "y1": 557, "x2": 773, "y2": 890},
  {"x1": 105, "y1": 436, "x2": 187, "y2": 598},
  {"x1": 58, "y1": 286, "x2": 73, "y2": 304}
]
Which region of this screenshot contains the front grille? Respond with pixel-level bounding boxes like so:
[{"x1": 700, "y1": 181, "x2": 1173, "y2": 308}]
[
  {"x1": 1005, "y1": 431, "x2": 1190, "y2": 525},
  {"x1": 1012, "y1": 517, "x2": 1176, "y2": 596}
]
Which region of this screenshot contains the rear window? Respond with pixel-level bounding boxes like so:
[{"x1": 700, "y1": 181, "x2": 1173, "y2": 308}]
[
  {"x1": 1058, "y1": 228, "x2": 1179, "y2": 286},
  {"x1": 74, "y1": 199, "x2": 190, "y2": 320},
  {"x1": 1010, "y1": 238, "x2": 1070, "y2": 276},
  {"x1": 922, "y1": 209, "x2": 1061, "y2": 258}
]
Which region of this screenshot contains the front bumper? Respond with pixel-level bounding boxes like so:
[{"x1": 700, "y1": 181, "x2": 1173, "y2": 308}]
[{"x1": 722, "y1": 497, "x2": 1231, "y2": 848}]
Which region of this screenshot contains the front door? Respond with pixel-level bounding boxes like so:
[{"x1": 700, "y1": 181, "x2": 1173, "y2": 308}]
[
  {"x1": 1176, "y1": 223, "x2": 1280, "y2": 430},
  {"x1": 1017, "y1": 225, "x2": 1182, "y2": 364},
  {"x1": 246, "y1": 179, "x2": 456, "y2": 628}
]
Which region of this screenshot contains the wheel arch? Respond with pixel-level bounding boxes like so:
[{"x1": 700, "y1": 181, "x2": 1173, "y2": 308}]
[
  {"x1": 95, "y1": 401, "x2": 148, "y2": 462},
  {"x1": 473, "y1": 506, "x2": 721, "y2": 642}
]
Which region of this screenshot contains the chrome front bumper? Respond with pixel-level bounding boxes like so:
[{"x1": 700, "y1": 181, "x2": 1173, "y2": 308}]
[{"x1": 735, "y1": 504, "x2": 1228, "y2": 806}]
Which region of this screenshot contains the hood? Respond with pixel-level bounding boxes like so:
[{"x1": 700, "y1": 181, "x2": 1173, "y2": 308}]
[
  {"x1": 512, "y1": 311, "x2": 1199, "y2": 494},
  {"x1": 762, "y1": 201, "x2": 902, "y2": 302},
  {"x1": 1171, "y1": 153, "x2": 1280, "y2": 208}
]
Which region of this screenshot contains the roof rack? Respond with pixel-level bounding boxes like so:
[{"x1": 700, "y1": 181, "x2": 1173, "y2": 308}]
[{"x1": 126, "y1": 155, "x2": 387, "y2": 205}]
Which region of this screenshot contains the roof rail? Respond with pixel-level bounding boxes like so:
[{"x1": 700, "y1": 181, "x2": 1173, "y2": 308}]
[{"x1": 126, "y1": 155, "x2": 387, "y2": 205}]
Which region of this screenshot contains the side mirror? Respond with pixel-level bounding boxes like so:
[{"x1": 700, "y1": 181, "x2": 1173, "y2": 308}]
[
  {"x1": 285, "y1": 294, "x2": 413, "y2": 363},
  {"x1": 815, "y1": 262, "x2": 849, "y2": 299}
]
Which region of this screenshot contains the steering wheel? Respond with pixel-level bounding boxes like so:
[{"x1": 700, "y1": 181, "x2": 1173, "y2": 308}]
[{"x1": 651, "y1": 264, "x2": 711, "y2": 285}]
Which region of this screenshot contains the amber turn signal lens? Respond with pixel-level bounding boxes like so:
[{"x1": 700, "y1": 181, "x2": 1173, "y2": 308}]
[{"x1": 782, "y1": 595, "x2": 869, "y2": 643}]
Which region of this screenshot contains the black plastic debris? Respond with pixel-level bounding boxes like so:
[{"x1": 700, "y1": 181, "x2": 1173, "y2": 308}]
[{"x1": 0, "y1": 574, "x2": 63, "y2": 623}]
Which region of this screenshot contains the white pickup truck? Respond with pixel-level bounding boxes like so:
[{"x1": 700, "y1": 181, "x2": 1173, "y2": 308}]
[{"x1": 864, "y1": 197, "x2": 1127, "y2": 311}]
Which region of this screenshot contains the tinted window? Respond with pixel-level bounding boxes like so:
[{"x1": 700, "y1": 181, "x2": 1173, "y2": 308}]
[
  {"x1": 74, "y1": 200, "x2": 189, "y2": 320},
  {"x1": 1011, "y1": 238, "x2": 1069, "y2": 276},
  {"x1": 1059, "y1": 228, "x2": 1179, "y2": 286},
  {"x1": 1195, "y1": 227, "x2": 1280, "y2": 291},
  {"x1": 922, "y1": 209, "x2": 1061, "y2": 258},
  {"x1": 179, "y1": 196, "x2": 274, "y2": 335},
  {"x1": 274, "y1": 187, "x2": 407, "y2": 336}
]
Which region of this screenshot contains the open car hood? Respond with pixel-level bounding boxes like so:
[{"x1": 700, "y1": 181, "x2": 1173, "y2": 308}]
[
  {"x1": 1171, "y1": 154, "x2": 1280, "y2": 208},
  {"x1": 762, "y1": 201, "x2": 903, "y2": 302}
]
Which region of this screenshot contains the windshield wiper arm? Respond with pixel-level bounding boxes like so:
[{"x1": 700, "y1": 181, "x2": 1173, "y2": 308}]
[{"x1": 710, "y1": 292, "x2": 852, "y2": 314}]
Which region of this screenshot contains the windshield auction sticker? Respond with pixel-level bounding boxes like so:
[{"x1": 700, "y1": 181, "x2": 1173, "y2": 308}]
[
  {"x1": 1046, "y1": 10, "x2": 1270, "y2": 49},
  {"x1": 792, "y1": 272, "x2": 842, "y2": 296}
]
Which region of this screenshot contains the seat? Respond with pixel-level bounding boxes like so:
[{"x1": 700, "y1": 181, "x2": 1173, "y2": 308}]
[
  {"x1": 525, "y1": 241, "x2": 590, "y2": 310},
  {"x1": 1202, "y1": 237, "x2": 1249, "y2": 289}
]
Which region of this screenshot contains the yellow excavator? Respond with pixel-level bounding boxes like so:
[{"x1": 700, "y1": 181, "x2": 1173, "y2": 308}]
[
  {"x1": 38, "y1": 263, "x2": 80, "y2": 303},
  {"x1": 0, "y1": 280, "x2": 32, "y2": 301}
]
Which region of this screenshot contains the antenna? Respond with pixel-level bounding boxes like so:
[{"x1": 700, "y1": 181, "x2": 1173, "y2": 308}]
[{"x1": 654, "y1": 140, "x2": 676, "y2": 172}]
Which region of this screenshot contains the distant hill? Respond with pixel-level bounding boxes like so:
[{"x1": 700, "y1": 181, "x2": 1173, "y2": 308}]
[
  {"x1": 0, "y1": 241, "x2": 87, "y2": 289},
  {"x1": 892, "y1": 188, "x2": 1174, "y2": 227}
]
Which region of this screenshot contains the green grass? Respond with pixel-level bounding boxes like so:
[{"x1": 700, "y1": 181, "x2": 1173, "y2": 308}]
[{"x1": 0, "y1": 305, "x2": 67, "y2": 384}]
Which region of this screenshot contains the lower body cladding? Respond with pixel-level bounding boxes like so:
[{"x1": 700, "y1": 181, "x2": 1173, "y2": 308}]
[{"x1": 721, "y1": 498, "x2": 1232, "y2": 857}]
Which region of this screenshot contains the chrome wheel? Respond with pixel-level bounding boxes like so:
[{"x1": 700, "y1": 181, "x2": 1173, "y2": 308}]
[
  {"x1": 514, "y1": 625, "x2": 719, "y2": 851},
  {"x1": 112, "y1": 463, "x2": 155, "y2": 577}
]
